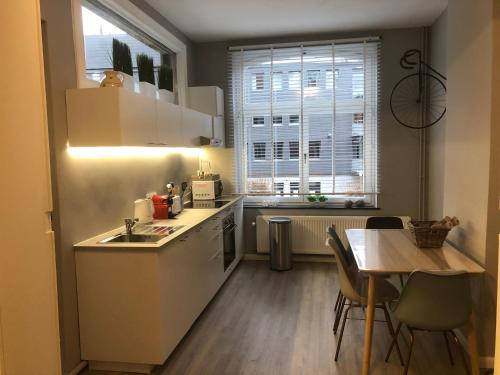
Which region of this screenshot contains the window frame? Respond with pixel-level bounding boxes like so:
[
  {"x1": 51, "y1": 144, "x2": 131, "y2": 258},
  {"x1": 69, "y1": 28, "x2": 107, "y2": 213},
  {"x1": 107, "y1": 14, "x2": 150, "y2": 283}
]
[
  {"x1": 252, "y1": 116, "x2": 265, "y2": 127},
  {"x1": 289, "y1": 115, "x2": 300, "y2": 126},
  {"x1": 253, "y1": 142, "x2": 267, "y2": 161},
  {"x1": 309, "y1": 140, "x2": 321, "y2": 160}
]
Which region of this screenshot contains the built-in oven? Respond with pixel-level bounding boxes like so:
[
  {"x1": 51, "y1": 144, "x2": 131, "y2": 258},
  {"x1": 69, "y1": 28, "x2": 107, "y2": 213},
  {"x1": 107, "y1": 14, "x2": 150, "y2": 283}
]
[{"x1": 222, "y1": 212, "x2": 236, "y2": 271}]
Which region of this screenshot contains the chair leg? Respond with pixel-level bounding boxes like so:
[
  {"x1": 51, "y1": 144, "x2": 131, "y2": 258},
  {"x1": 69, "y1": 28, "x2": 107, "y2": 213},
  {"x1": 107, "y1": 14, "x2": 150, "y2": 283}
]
[
  {"x1": 382, "y1": 304, "x2": 404, "y2": 366},
  {"x1": 399, "y1": 274, "x2": 404, "y2": 288},
  {"x1": 334, "y1": 290, "x2": 341, "y2": 312},
  {"x1": 403, "y1": 328, "x2": 415, "y2": 375},
  {"x1": 385, "y1": 321, "x2": 402, "y2": 362},
  {"x1": 449, "y1": 330, "x2": 471, "y2": 375},
  {"x1": 333, "y1": 296, "x2": 346, "y2": 334},
  {"x1": 334, "y1": 303, "x2": 352, "y2": 361},
  {"x1": 443, "y1": 331, "x2": 454, "y2": 366}
]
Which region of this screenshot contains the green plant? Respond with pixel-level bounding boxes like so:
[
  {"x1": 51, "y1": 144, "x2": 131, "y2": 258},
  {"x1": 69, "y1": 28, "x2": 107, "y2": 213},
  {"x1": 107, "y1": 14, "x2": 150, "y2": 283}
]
[
  {"x1": 318, "y1": 195, "x2": 328, "y2": 202},
  {"x1": 158, "y1": 64, "x2": 174, "y2": 91},
  {"x1": 112, "y1": 38, "x2": 133, "y2": 76},
  {"x1": 136, "y1": 53, "x2": 155, "y2": 85},
  {"x1": 307, "y1": 195, "x2": 318, "y2": 202}
]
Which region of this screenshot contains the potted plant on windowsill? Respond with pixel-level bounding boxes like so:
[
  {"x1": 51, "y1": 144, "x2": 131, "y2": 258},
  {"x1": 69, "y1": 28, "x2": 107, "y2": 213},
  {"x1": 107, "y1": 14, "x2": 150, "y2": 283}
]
[
  {"x1": 136, "y1": 53, "x2": 156, "y2": 98},
  {"x1": 157, "y1": 63, "x2": 175, "y2": 103},
  {"x1": 111, "y1": 38, "x2": 134, "y2": 90},
  {"x1": 307, "y1": 194, "x2": 328, "y2": 207}
]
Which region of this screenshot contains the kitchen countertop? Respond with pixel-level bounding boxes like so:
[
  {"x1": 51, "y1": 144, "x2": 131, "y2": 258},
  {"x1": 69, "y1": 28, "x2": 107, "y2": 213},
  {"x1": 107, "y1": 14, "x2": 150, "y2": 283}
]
[{"x1": 74, "y1": 195, "x2": 243, "y2": 249}]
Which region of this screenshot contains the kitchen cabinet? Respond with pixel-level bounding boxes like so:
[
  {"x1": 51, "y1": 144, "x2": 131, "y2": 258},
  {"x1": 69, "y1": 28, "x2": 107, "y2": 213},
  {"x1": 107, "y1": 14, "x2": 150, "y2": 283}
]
[
  {"x1": 66, "y1": 87, "x2": 214, "y2": 148},
  {"x1": 188, "y1": 86, "x2": 224, "y2": 117},
  {"x1": 212, "y1": 116, "x2": 226, "y2": 146},
  {"x1": 66, "y1": 87, "x2": 157, "y2": 146},
  {"x1": 181, "y1": 106, "x2": 212, "y2": 147},
  {"x1": 75, "y1": 213, "x2": 227, "y2": 373},
  {"x1": 156, "y1": 101, "x2": 182, "y2": 146}
]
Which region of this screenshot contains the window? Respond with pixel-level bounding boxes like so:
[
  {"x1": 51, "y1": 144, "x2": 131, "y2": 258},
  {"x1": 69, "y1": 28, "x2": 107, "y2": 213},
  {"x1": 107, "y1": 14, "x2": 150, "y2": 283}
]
[
  {"x1": 290, "y1": 182, "x2": 300, "y2": 194},
  {"x1": 252, "y1": 116, "x2": 265, "y2": 127},
  {"x1": 230, "y1": 39, "x2": 380, "y2": 204},
  {"x1": 253, "y1": 142, "x2": 266, "y2": 160},
  {"x1": 309, "y1": 182, "x2": 321, "y2": 194},
  {"x1": 288, "y1": 71, "x2": 301, "y2": 90},
  {"x1": 309, "y1": 141, "x2": 321, "y2": 159},
  {"x1": 81, "y1": 2, "x2": 174, "y2": 84},
  {"x1": 306, "y1": 70, "x2": 320, "y2": 87},
  {"x1": 352, "y1": 136, "x2": 363, "y2": 159},
  {"x1": 289, "y1": 115, "x2": 299, "y2": 126},
  {"x1": 273, "y1": 142, "x2": 284, "y2": 160},
  {"x1": 289, "y1": 141, "x2": 299, "y2": 160},
  {"x1": 252, "y1": 72, "x2": 265, "y2": 90},
  {"x1": 353, "y1": 113, "x2": 364, "y2": 124},
  {"x1": 274, "y1": 182, "x2": 285, "y2": 194}
]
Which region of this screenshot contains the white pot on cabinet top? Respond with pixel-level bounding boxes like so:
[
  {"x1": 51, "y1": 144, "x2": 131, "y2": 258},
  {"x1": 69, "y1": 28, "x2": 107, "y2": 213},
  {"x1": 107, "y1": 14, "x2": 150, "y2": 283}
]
[
  {"x1": 158, "y1": 89, "x2": 175, "y2": 103},
  {"x1": 138, "y1": 81, "x2": 157, "y2": 98}
]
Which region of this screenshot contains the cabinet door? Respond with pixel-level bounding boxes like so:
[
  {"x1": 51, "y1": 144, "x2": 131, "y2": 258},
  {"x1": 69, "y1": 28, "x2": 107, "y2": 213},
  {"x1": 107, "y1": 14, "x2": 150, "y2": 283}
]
[
  {"x1": 234, "y1": 201, "x2": 244, "y2": 261},
  {"x1": 181, "y1": 107, "x2": 212, "y2": 146},
  {"x1": 119, "y1": 89, "x2": 157, "y2": 145},
  {"x1": 156, "y1": 101, "x2": 183, "y2": 146},
  {"x1": 213, "y1": 117, "x2": 225, "y2": 146}
]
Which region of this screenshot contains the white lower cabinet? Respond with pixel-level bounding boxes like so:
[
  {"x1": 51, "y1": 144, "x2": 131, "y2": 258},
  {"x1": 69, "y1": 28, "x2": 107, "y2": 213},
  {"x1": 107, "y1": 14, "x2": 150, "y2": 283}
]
[{"x1": 75, "y1": 217, "x2": 227, "y2": 373}]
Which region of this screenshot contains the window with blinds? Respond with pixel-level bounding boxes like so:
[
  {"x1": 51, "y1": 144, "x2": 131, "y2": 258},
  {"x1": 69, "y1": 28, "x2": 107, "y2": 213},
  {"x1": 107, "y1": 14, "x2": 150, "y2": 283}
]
[{"x1": 227, "y1": 39, "x2": 380, "y2": 205}]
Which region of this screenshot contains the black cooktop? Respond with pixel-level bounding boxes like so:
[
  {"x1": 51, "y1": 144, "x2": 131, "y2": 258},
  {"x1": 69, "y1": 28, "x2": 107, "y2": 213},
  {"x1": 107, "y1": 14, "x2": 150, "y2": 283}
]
[{"x1": 184, "y1": 200, "x2": 230, "y2": 209}]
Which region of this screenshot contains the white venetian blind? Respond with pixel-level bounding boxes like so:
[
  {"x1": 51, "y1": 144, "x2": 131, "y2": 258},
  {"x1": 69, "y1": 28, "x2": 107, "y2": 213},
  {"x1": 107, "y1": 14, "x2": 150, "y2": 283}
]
[{"x1": 227, "y1": 38, "x2": 381, "y2": 204}]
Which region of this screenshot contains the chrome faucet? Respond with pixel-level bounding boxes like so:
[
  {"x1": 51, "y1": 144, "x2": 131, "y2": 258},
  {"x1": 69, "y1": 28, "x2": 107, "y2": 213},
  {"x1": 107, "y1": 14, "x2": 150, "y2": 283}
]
[{"x1": 124, "y1": 218, "x2": 139, "y2": 235}]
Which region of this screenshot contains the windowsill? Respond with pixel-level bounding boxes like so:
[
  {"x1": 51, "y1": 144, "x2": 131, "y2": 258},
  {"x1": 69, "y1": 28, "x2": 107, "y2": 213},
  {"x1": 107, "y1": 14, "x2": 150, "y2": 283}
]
[{"x1": 244, "y1": 203, "x2": 379, "y2": 209}]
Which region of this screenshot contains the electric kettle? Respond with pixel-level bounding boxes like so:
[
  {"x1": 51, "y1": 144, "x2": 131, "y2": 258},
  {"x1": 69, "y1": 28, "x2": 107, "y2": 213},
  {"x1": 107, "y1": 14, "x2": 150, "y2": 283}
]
[{"x1": 134, "y1": 198, "x2": 154, "y2": 224}]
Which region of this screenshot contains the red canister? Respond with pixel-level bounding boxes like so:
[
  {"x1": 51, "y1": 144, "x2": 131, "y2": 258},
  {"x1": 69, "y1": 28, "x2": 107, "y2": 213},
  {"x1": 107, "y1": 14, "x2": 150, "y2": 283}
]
[{"x1": 152, "y1": 195, "x2": 168, "y2": 220}]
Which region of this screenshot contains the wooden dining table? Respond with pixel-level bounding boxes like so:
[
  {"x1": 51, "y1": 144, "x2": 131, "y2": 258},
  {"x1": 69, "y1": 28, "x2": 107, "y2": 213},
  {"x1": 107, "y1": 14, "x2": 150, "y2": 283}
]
[{"x1": 345, "y1": 229, "x2": 485, "y2": 375}]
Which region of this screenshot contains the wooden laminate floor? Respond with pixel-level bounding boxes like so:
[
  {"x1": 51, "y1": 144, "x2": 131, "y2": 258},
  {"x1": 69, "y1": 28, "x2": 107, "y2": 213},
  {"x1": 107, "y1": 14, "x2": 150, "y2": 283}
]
[{"x1": 84, "y1": 260, "x2": 474, "y2": 375}]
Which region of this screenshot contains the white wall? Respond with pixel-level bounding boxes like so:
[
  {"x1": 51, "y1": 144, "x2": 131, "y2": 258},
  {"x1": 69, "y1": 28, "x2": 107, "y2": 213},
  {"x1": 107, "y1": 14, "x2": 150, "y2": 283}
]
[{"x1": 428, "y1": 0, "x2": 498, "y2": 358}]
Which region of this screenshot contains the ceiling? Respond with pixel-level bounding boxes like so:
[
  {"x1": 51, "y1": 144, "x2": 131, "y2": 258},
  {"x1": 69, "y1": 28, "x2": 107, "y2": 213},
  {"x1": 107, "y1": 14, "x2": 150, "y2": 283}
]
[{"x1": 145, "y1": 0, "x2": 447, "y2": 43}]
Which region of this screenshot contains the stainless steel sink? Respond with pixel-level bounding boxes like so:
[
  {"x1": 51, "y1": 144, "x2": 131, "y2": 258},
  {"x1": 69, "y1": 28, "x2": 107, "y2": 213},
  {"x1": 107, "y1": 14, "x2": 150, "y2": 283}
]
[
  {"x1": 100, "y1": 234, "x2": 167, "y2": 243},
  {"x1": 98, "y1": 225, "x2": 184, "y2": 244}
]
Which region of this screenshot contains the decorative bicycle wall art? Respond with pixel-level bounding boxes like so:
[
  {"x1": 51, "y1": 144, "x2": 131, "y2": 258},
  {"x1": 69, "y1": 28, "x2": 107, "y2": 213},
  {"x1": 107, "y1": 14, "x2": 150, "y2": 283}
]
[{"x1": 390, "y1": 49, "x2": 447, "y2": 129}]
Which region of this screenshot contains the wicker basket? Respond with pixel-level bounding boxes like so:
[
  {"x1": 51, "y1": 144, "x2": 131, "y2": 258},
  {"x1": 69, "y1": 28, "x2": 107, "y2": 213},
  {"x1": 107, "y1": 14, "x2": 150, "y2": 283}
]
[{"x1": 408, "y1": 220, "x2": 449, "y2": 248}]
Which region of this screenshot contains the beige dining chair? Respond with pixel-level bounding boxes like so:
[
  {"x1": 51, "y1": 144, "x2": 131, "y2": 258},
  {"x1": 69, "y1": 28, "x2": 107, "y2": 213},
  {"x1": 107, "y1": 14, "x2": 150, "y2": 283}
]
[
  {"x1": 327, "y1": 237, "x2": 404, "y2": 365},
  {"x1": 385, "y1": 270, "x2": 472, "y2": 375}
]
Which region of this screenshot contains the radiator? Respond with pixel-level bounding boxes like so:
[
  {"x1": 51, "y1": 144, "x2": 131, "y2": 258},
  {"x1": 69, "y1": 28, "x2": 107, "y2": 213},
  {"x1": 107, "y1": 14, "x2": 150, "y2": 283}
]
[{"x1": 256, "y1": 215, "x2": 411, "y2": 255}]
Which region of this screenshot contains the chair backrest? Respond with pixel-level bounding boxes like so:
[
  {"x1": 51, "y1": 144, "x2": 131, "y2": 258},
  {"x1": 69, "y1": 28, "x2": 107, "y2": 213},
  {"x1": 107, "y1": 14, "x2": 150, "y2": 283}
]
[
  {"x1": 327, "y1": 238, "x2": 360, "y2": 302},
  {"x1": 366, "y1": 216, "x2": 404, "y2": 229},
  {"x1": 327, "y1": 225, "x2": 356, "y2": 267},
  {"x1": 393, "y1": 270, "x2": 472, "y2": 331}
]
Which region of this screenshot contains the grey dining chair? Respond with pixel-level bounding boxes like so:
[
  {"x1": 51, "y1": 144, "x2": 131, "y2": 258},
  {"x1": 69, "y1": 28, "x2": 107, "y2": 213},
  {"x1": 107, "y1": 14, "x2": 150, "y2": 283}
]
[
  {"x1": 385, "y1": 270, "x2": 472, "y2": 375},
  {"x1": 327, "y1": 237, "x2": 404, "y2": 365}
]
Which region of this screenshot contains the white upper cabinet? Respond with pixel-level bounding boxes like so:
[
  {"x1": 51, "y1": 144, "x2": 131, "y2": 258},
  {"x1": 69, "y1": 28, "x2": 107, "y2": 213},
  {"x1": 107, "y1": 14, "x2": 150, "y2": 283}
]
[
  {"x1": 188, "y1": 86, "x2": 224, "y2": 117},
  {"x1": 66, "y1": 87, "x2": 216, "y2": 148},
  {"x1": 181, "y1": 107, "x2": 212, "y2": 147},
  {"x1": 66, "y1": 87, "x2": 157, "y2": 146},
  {"x1": 156, "y1": 101, "x2": 183, "y2": 147}
]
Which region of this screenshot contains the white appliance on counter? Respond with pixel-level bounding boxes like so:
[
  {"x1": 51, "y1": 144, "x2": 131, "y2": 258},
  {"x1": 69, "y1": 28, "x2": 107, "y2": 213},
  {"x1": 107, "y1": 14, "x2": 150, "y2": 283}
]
[
  {"x1": 191, "y1": 178, "x2": 223, "y2": 200},
  {"x1": 134, "y1": 198, "x2": 154, "y2": 224}
]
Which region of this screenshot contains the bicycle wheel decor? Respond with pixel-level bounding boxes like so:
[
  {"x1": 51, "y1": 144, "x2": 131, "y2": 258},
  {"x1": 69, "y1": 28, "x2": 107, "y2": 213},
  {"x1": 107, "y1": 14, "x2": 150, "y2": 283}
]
[{"x1": 390, "y1": 49, "x2": 447, "y2": 129}]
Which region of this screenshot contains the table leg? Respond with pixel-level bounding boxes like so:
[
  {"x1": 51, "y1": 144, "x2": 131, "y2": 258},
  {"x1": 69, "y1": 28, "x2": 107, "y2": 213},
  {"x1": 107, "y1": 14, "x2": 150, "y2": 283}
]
[
  {"x1": 362, "y1": 274, "x2": 376, "y2": 375},
  {"x1": 466, "y1": 311, "x2": 480, "y2": 375}
]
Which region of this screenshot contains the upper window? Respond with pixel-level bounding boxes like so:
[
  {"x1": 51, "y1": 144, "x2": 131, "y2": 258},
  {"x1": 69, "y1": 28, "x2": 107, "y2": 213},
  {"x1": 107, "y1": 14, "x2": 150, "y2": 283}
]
[
  {"x1": 252, "y1": 116, "x2": 265, "y2": 127},
  {"x1": 229, "y1": 40, "x2": 380, "y2": 204},
  {"x1": 81, "y1": 2, "x2": 175, "y2": 84},
  {"x1": 273, "y1": 142, "x2": 284, "y2": 160},
  {"x1": 289, "y1": 115, "x2": 300, "y2": 126},
  {"x1": 252, "y1": 72, "x2": 265, "y2": 90},
  {"x1": 273, "y1": 116, "x2": 283, "y2": 126},
  {"x1": 306, "y1": 70, "x2": 320, "y2": 87},
  {"x1": 309, "y1": 141, "x2": 321, "y2": 159},
  {"x1": 253, "y1": 142, "x2": 266, "y2": 160}
]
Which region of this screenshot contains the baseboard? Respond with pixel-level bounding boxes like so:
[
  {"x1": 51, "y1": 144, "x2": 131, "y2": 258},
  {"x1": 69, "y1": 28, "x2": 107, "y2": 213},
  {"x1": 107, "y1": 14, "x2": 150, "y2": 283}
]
[
  {"x1": 66, "y1": 361, "x2": 88, "y2": 375},
  {"x1": 242, "y1": 253, "x2": 335, "y2": 263}
]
